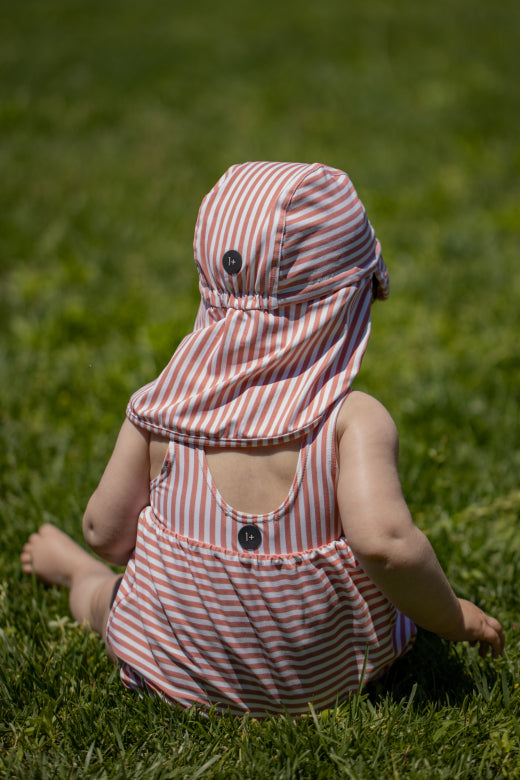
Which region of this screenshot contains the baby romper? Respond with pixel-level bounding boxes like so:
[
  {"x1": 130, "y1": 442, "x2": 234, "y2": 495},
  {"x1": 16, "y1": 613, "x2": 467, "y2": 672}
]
[{"x1": 106, "y1": 403, "x2": 416, "y2": 717}]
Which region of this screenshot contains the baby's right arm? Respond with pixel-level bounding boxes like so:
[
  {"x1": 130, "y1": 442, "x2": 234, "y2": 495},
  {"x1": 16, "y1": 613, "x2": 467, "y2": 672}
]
[
  {"x1": 82, "y1": 418, "x2": 151, "y2": 566},
  {"x1": 336, "y1": 391, "x2": 505, "y2": 659}
]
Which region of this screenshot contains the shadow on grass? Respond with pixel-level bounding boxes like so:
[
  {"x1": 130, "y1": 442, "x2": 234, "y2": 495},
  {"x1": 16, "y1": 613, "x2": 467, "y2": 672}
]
[{"x1": 365, "y1": 629, "x2": 479, "y2": 707}]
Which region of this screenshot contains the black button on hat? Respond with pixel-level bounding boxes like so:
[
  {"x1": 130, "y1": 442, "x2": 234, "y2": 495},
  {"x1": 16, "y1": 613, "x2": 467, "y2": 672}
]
[
  {"x1": 238, "y1": 524, "x2": 262, "y2": 550},
  {"x1": 222, "y1": 250, "x2": 242, "y2": 275}
]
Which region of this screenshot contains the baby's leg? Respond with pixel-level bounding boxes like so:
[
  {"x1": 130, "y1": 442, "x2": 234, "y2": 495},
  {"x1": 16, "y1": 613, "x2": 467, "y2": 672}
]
[{"x1": 20, "y1": 523, "x2": 121, "y2": 657}]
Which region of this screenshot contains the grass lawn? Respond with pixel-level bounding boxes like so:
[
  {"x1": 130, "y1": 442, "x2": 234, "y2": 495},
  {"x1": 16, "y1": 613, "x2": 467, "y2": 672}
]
[{"x1": 1, "y1": 0, "x2": 520, "y2": 776}]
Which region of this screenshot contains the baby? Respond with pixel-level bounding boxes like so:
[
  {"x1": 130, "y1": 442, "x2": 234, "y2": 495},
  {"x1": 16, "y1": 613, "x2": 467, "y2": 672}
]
[{"x1": 22, "y1": 161, "x2": 504, "y2": 717}]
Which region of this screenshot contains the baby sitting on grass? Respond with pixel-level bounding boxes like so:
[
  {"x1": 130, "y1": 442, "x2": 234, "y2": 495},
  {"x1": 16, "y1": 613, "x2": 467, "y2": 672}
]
[{"x1": 22, "y1": 161, "x2": 504, "y2": 717}]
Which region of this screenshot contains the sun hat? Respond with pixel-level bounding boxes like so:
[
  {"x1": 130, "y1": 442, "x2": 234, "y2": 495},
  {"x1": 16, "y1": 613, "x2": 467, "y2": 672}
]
[{"x1": 127, "y1": 161, "x2": 389, "y2": 445}]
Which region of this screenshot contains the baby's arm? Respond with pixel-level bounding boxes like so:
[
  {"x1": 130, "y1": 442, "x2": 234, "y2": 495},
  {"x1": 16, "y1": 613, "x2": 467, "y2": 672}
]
[
  {"x1": 336, "y1": 392, "x2": 505, "y2": 659},
  {"x1": 82, "y1": 418, "x2": 151, "y2": 566}
]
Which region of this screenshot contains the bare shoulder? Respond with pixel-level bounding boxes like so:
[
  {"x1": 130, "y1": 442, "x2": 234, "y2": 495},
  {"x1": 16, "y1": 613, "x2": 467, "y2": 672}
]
[
  {"x1": 336, "y1": 391, "x2": 399, "y2": 452},
  {"x1": 335, "y1": 392, "x2": 406, "y2": 540},
  {"x1": 120, "y1": 418, "x2": 169, "y2": 480}
]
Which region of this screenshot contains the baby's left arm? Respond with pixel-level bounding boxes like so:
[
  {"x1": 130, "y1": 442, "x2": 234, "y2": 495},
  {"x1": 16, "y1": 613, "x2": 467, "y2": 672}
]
[{"x1": 82, "y1": 418, "x2": 150, "y2": 565}]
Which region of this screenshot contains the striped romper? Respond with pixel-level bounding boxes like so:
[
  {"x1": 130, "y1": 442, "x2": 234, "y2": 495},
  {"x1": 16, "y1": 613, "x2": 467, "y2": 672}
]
[{"x1": 106, "y1": 400, "x2": 416, "y2": 717}]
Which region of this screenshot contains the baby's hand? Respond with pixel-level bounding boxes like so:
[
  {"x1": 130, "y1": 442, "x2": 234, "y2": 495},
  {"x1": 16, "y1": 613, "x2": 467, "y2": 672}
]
[{"x1": 440, "y1": 598, "x2": 505, "y2": 659}]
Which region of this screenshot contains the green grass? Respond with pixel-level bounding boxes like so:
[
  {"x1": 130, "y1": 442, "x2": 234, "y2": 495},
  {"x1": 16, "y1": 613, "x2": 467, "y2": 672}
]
[{"x1": 1, "y1": 0, "x2": 520, "y2": 776}]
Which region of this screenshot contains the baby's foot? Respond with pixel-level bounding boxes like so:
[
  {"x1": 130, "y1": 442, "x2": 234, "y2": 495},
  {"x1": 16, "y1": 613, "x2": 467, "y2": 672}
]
[{"x1": 20, "y1": 523, "x2": 103, "y2": 589}]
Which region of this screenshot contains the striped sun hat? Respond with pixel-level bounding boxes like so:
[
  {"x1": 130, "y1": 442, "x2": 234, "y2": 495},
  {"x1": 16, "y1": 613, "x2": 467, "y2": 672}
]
[{"x1": 127, "y1": 161, "x2": 389, "y2": 445}]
